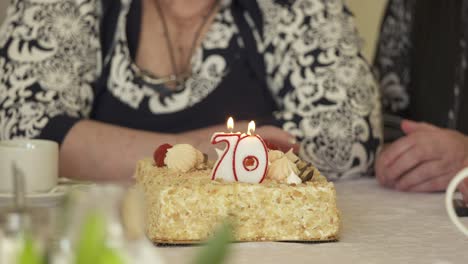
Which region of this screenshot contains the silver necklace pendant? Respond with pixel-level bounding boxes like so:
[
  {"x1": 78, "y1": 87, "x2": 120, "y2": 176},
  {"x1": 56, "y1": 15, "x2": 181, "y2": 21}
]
[
  {"x1": 154, "y1": 0, "x2": 220, "y2": 93},
  {"x1": 172, "y1": 73, "x2": 191, "y2": 92}
]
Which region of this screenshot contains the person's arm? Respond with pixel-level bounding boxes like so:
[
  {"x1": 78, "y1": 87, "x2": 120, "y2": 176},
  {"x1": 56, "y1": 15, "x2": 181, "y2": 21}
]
[
  {"x1": 259, "y1": 0, "x2": 382, "y2": 180},
  {"x1": 60, "y1": 120, "x2": 221, "y2": 181},
  {"x1": 60, "y1": 121, "x2": 177, "y2": 181},
  {"x1": 60, "y1": 120, "x2": 297, "y2": 180}
]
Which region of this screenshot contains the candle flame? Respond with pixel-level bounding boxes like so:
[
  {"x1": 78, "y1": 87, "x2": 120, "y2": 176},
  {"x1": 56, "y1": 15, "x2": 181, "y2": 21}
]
[
  {"x1": 227, "y1": 117, "x2": 234, "y2": 132},
  {"x1": 247, "y1": 121, "x2": 255, "y2": 135}
]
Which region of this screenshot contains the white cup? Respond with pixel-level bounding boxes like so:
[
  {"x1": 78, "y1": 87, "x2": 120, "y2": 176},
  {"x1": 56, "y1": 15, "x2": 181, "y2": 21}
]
[
  {"x1": 445, "y1": 167, "x2": 468, "y2": 237},
  {"x1": 0, "y1": 139, "x2": 58, "y2": 193}
]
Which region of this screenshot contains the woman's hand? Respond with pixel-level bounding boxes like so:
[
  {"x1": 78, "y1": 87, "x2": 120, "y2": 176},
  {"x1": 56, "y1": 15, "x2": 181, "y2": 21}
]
[
  {"x1": 256, "y1": 125, "x2": 299, "y2": 153},
  {"x1": 375, "y1": 120, "x2": 468, "y2": 192}
]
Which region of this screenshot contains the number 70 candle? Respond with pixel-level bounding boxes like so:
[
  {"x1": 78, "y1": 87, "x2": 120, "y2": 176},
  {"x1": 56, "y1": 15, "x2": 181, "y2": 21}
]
[{"x1": 211, "y1": 118, "x2": 269, "y2": 183}]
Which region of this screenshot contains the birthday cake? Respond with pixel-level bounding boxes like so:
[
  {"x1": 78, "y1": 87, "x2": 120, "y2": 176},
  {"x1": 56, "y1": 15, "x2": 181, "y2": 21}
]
[{"x1": 135, "y1": 121, "x2": 340, "y2": 243}]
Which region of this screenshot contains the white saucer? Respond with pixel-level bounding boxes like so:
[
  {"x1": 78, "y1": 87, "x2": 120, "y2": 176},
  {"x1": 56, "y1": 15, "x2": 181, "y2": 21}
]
[{"x1": 0, "y1": 186, "x2": 67, "y2": 207}]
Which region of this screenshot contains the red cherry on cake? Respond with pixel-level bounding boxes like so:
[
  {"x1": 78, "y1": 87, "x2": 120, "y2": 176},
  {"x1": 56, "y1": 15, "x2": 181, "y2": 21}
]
[{"x1": 153, "y1": 143, "x2": 173, "y2": 167}]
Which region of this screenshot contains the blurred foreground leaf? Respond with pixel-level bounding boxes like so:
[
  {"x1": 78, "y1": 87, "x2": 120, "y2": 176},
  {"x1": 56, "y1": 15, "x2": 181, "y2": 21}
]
[
  {"x1": 193, "y1": 222, "x2": 233, "y2": 264},
  {"x1": 75, "y1": 211, "x2": 127, "y2": 264},
  {"x1": 97, "y1": 247, "x2": 126, "y2": 264},
  {"x1": 75, "y1": 211, "x2": 106, "y2": 264},
  {"x1": 17, "y1": 235, "x2": 43, "y2": 264}
]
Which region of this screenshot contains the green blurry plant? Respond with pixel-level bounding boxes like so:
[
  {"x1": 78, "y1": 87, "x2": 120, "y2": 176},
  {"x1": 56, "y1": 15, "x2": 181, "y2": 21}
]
[
  {"x1": 75, "y1": 211, "x2": 125, "y2": 264},
  {"x1": 17, "y1": 235, "x2": 44, "y2": 264},
  {"x1": 14, "y1": 198, "x2": 233, "y2": 264},
  {"x1": 193, "y1": 222, "x2": 233, "y2": 264}
]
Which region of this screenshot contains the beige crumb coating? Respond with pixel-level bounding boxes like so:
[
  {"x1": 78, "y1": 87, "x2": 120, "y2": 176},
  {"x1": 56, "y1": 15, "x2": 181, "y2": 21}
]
[{"x1": 135, "y1": 158, "x2": 340, "y2": 243}]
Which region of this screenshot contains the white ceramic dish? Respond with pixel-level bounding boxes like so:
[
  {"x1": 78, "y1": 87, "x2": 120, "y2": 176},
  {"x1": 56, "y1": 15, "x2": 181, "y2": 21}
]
[{"x1": 0, "y1": 186, "x2": 66, "y2": 207}]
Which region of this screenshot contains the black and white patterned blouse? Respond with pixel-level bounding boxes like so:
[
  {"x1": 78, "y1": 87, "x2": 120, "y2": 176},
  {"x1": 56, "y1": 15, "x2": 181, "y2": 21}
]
[
  {"x1": 375, "y1": 0, "x2": 468, "y2": 134},
  {"x1": 0, "y1": 0, "x2": 382, "y2": 180}
]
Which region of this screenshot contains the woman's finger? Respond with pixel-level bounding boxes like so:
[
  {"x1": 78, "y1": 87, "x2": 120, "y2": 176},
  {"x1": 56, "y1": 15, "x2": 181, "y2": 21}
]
[
  {"x1": 394, "y1": 160, "x2": 443, "y2": 191},
  {"x1": 376, "y1": 135, "x2": 419, "y2": 187},
  {"x1": 378, "y1": 135, "x2": 416, "y2": 168},
  {"x1": 384, "y1": 144, "x2": 430, "y2": 186},
  {"x1": 401, "y1": 120, "x2": 438, "y2": 134},
  {"x1": 407, "y1": 174, "x2": 452, "y2": 192},
  {"x1": 375, "y1": 153, "x2": 389, "y2": 187}
]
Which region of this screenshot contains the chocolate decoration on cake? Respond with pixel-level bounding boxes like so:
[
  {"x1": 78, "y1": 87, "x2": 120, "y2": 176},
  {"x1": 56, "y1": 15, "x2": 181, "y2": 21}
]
[{"x1": 295, "y1": 160, "x2": 316, "y2": 182}]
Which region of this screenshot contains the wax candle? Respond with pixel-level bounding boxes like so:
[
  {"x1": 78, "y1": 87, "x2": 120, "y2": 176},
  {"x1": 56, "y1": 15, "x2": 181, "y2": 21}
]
[{"x1": 211, "y1": 120, "x2": 268, "y2": 184}]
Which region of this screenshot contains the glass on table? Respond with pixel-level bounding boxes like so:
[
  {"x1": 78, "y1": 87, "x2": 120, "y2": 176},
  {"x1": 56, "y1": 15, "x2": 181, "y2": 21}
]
[
  {"x1": 446, "y1": 167, "x2": 468, "y2": 237},
  {"x1": 0, "y1": 206, "x2": 53, "y2": 264},
  {"x1": 48, "y1": 184, "x2": 165, "y2": 264},
  {"x1": 0, "y1": 162, "x2": 55, "y2": 264}
]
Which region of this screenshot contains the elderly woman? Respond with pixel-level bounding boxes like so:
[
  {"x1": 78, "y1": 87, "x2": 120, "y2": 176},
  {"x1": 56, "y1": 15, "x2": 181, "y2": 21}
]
[
  {"x1": 0, "y1": 0, "x2": 381, "y2": 180},
  {"x1": 375, "y1": 0, "x2": 468, "y2": 202}
]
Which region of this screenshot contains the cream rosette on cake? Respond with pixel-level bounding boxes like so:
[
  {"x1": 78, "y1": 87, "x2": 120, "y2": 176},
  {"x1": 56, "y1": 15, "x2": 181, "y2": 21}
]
[
  {"x1": 164, "y1": 144, "x2": 205, "y2": 172},
  {"x1": 268, "y1": 150, "x2": 285, "y2": 163},
  {"x1": 266, "y1": 149, "x2": 318, "y2": 184},
  {"x1": 267, "y1": 155, "x2": 302, "y2": 184}
]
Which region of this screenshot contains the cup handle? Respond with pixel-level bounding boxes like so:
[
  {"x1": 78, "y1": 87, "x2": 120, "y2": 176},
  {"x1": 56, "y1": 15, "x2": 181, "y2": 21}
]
[{"x1": 445, "y1": 167, "x2": 468, "y2": 236}]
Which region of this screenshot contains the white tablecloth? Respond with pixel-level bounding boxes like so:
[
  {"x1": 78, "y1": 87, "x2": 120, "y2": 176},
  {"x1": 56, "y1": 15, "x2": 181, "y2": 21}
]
[{"x1": 157, "y1": 179, "x2": 468, "y2": 264}]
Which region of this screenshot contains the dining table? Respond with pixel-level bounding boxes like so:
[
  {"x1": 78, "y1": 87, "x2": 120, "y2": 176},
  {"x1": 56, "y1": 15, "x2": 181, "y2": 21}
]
[
  {"x1": 1, "y1": 177, "x2": 467, "y2": 263},
  {"x1": 157, "y1": 178, "x2": 468, "y2": 264}
]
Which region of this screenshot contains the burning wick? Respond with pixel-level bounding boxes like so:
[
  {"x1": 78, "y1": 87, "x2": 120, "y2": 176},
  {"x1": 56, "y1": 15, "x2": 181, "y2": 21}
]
[
  {"x1": 247, "y1": 121, "x2": 256, "y2": 136},
  {"x1": 227, "y1": 117, "x2": 234, "y2": 133}
]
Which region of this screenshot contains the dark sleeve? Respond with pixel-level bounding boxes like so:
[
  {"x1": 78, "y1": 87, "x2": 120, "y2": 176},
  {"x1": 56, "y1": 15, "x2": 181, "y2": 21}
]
[
  {"x1": 373, "y1": 0, "x2": 416, "y2": 142},
  {"x1": 258, "y1": 0, "x2": 383, "y2": 179},
  {"x1": 374, "y1": 0, "x2": 415, "y2": 116},
  {"x1": 0, "y1": 0, "x2": 102, "y2": 144}
]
